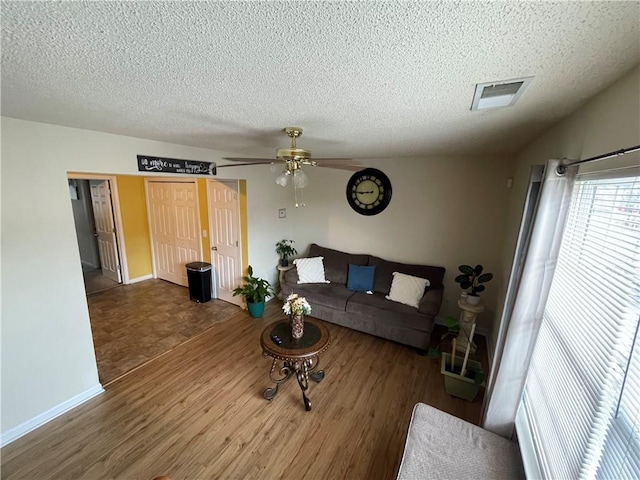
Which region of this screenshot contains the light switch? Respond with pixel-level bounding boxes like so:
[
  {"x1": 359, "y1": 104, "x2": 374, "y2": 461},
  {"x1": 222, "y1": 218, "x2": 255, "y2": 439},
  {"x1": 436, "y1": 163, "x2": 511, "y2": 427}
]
[
  {"x1": 278, "y1": 208, "x2": 286, "y2": 219},
  {"x1": 202, "y1": 230, "x2": 207, "y2": 237}
]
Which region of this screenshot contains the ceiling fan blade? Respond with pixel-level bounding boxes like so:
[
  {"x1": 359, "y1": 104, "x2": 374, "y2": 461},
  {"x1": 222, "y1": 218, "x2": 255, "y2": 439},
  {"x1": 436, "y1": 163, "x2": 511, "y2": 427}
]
[
  {"x1": 315, "y1": 163, "x2": 365, "y2": 171},
  {"x1": 222, "y1": 157, "x2": 276, "y2": 163},
  {"x1": 312, "y1": 158, "x2": 365, "y2": 171},
  {"x1": 217, "y1": 161, "x2": 276, "y2": 168}
]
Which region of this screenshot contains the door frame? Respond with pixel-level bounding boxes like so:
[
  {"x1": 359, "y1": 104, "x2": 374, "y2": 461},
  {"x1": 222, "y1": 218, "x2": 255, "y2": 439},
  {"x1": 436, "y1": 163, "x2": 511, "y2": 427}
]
[
  {"x1": 144, "y1": 177, "x2": 203, "y2": 282},
  {"x1": 207, "y1": 179, "x2": 244, "y2": 307},
  {"x1": 67, "y1": 173, "x2": 129, "y2": 284}
]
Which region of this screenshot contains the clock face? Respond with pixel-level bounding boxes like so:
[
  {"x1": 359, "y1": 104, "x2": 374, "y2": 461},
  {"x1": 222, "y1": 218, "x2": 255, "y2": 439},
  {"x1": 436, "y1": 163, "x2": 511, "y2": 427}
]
[{"x1": 346, "y1": 168, "x2": 392, "y2": 215}]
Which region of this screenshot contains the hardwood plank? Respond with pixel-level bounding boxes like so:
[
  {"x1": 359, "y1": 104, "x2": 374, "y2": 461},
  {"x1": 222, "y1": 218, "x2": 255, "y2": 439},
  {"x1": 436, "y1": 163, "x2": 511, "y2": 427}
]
[{"x1": 1, "y1": 300, "x2": 487, "y2": 479}]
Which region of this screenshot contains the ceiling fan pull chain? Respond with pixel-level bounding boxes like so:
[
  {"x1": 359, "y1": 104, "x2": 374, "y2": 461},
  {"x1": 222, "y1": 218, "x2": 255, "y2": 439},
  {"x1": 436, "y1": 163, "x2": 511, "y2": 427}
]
[{"x1": 294, "y1": 185, "x2": 305, "y2": 208}]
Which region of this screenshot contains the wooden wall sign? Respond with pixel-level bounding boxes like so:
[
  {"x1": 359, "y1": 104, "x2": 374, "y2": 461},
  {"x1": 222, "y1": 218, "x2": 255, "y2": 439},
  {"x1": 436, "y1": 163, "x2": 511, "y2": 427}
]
[{"x1": 137, "y1": 155, "x2": 217, "y2": 175}]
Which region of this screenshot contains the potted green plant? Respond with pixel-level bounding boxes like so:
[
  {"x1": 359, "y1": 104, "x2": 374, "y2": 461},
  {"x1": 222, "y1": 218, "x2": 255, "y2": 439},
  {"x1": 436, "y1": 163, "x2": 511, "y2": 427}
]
[
  {"x1": 454, "y1": 264, "x2": 493, "y2": 305},
  {"x1": 232, "y1": 265, "x2": 274, "y2": 318},
  {"x1": 427, "y1": 316, "x2": 460, "y2": 358},
  {"x1": 275, "y1": 239, "x2": 297, "y2": 267}
]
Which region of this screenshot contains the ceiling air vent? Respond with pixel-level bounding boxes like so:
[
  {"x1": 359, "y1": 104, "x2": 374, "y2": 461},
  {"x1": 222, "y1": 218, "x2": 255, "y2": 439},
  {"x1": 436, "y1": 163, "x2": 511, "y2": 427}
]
[{"x1": 471, "y1": 77, "x2": 534, "y2": 111}]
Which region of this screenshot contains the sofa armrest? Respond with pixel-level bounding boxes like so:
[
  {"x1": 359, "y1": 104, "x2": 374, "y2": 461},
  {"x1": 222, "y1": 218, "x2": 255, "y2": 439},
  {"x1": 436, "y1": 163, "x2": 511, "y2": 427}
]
[
  {"x1": 418, "y1": 287, "x2": 443, "y2": 316},
  {"x1": 284, "y1": 267, "x2": 299, "y2": 284}
]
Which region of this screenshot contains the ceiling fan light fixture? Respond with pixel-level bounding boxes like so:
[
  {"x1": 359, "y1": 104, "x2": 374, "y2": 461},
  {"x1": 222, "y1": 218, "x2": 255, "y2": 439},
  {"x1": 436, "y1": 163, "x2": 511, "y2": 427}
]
[
  {"x1": 275, "y1": 170, "x2": 290, "y2": 187},
  {"x1": 293, "y1": 169, "x2": 309, "y2": 189}
]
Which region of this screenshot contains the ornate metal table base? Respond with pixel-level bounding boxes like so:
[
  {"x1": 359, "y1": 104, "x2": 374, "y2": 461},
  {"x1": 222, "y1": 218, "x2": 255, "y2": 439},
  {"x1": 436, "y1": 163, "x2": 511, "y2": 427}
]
[
  {"x1": 261, "y1": 319, "x2": 330, "y2": 411},
  {"x1": 263, "y1": 355, "x2": 325, "y2": 411}
]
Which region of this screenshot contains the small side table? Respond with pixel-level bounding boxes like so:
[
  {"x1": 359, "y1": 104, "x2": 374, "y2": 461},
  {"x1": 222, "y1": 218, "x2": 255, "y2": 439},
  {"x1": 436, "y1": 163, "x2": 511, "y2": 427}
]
[
  {"x1": 456, "y1": 299, "x2": 484, "y2": 355},
  {"x1": 260, "y1": 319, "x2": 330, "y2": 411},
  {"x1": 276, "y1": 264, "x2": 294, "y2": 300}
]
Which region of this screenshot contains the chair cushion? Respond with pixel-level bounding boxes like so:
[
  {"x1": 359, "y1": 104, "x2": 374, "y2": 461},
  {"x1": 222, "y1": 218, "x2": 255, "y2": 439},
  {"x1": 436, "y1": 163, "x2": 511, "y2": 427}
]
[{"x1": 396, "y1": 403, "x2": 525, "y2": 480}]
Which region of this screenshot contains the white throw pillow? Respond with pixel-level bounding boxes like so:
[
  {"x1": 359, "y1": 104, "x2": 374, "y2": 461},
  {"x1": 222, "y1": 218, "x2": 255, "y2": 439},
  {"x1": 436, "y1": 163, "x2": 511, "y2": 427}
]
[
  {"x1": 294, "y1": 257, "x2": 330, "y2": 284},
  {"x1": 386, "y1": 272, "x2": 430, "y2": 308}
]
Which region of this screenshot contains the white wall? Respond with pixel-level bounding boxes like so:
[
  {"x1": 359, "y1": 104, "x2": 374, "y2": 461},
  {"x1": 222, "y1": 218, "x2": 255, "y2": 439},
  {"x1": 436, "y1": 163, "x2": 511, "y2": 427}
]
[
  {"x1": 495, "y1": 64, "x2": 640, "y2": 352},
  {"x1": 0, "y1": 117, "x2": 289, "y2": 436},
  {"x1": 1, "y1": 116, "x2": 515, "y2": 440},
  {"x1": 287, "y1": 155, "x2": 515, "y2": 326}
]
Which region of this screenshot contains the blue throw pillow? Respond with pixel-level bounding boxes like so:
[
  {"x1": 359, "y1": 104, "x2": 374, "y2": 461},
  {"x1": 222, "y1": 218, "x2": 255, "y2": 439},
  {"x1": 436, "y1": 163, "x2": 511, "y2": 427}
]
[{"x1": 347, "y1": 264, "x2": 376, "y2": 292}]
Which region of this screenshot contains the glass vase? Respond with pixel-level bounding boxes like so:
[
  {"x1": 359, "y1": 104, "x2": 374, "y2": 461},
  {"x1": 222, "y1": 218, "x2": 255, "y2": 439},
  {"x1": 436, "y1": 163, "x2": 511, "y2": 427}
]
[{"x1": 290, "y1": 314, "x2": 304, "y2": 339}]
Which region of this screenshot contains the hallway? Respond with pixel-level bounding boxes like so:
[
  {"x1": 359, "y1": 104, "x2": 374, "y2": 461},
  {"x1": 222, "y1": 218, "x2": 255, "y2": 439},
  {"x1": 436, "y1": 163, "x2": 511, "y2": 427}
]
[{"x1": 82, "y1": 266, "x2": 120, "y2": 295}]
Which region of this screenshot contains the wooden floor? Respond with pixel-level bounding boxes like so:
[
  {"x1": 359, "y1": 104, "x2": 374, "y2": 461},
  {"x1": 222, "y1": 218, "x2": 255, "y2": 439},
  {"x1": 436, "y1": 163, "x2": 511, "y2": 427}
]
[
  {"x1": 1, "y1": 301, "x2": 487, "y2": 480},
  {"x1": 88, "y1": 279, "x2": 240, "y2": 384}
]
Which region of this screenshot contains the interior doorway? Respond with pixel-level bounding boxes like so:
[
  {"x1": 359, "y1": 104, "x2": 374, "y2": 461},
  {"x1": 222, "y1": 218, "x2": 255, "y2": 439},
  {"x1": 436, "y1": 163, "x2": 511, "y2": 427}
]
[{"x1": 68, "y1": 175, "x2": 127, "y2": 294}]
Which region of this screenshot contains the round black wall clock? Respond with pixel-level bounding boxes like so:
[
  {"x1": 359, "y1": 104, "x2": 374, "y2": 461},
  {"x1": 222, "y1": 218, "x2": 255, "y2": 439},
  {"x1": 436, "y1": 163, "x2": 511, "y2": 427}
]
[{"x1": 346, "y1": 168, "x2": 392, "y2": 216}]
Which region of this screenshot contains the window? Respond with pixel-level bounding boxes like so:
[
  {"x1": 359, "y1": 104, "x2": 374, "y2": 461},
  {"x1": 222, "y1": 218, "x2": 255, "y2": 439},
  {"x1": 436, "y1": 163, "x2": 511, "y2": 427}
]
[{"x1": 518, "y1": 171, "x2": 640, "y2": 479}]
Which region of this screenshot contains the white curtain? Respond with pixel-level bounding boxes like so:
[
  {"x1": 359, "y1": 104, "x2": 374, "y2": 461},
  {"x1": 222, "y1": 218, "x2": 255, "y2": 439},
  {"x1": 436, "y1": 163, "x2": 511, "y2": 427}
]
[{"x1": 482, "y1": 159, "x2": 578, "y2": 438}]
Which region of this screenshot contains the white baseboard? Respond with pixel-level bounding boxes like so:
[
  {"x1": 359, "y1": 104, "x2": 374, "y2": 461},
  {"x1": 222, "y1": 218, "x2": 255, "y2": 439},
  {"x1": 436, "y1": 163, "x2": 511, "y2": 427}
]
[
  {"x1": 128, "y1": 274, "x2": 153, "y2": 284},
  {"x1": 0, "y1": 383, "x2": 104, "y2": 447}
]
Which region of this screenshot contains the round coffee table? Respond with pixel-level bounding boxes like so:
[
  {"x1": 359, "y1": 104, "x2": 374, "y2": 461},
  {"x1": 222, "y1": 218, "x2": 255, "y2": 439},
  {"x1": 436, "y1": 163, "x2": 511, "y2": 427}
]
[{"x1": 260, "y1": 319, "x2": 330, "y2": 411}]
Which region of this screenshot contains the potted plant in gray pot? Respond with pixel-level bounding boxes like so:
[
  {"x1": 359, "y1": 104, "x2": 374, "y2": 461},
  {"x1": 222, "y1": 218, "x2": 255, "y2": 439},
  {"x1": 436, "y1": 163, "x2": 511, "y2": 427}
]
[
  {"x1": 232, "y1": 265, "x2": 274, "y2": 318},
  {"x1": 275, "y1": 239, "x2": 297, "y2": 267},
  {"x1": 454, "y1": 264, "x2": 493, "y2": 305}
]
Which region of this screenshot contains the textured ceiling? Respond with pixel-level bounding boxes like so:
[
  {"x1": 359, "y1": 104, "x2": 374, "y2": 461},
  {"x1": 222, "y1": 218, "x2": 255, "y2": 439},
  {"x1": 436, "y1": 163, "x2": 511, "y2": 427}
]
[{"x1": 1, "y1": 1, "x2": 639, "y2": 159}]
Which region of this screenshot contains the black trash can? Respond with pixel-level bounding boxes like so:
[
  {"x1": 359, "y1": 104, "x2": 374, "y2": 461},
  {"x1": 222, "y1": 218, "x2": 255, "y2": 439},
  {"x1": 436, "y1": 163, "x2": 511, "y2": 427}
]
[{"x1": 186, "y1": 262, "x2": 212, "y2": 303}]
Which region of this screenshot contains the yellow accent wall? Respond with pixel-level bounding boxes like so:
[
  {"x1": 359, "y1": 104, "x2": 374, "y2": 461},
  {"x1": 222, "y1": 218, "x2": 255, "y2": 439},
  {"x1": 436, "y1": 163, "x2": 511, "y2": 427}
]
[
  {"x1": 197, "y1": 179, "x2": 211, "y2": 263},
  {"x1": 117, "y1": 176, "x2": 153, "y2": 279}
]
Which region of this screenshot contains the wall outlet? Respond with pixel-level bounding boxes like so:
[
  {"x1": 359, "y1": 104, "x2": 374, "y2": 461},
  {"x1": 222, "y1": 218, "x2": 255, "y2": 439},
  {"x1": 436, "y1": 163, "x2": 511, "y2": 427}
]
[{"x1": 278, "y1": 208, "x2": 286, "y2": 219}]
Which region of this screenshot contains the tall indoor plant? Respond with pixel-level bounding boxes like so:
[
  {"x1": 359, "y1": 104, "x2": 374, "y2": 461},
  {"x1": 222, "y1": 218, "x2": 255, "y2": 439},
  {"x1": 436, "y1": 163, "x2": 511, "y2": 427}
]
[
  {"x1": 232, "y1": 265, "x2": 274, "y2": 318},
  {"x1": 275, "y1": 239, "x2": 297, "y2": 267}
]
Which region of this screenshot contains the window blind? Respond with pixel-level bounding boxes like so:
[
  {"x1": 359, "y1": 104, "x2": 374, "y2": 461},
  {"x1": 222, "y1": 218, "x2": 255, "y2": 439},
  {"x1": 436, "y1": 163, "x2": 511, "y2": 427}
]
[{"x1": 520, "y1": 172, "x2": 640, "y2": 479}]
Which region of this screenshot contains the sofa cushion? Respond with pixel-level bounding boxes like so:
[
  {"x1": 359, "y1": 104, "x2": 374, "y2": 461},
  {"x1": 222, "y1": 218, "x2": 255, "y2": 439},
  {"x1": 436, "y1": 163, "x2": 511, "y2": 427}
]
[
  {"x1": 347, "y1": 264, "x2": 376, "y2": 292},
  {"x1": 346, "y1": 292, "x2": 432, "y2": 332},
  {"x1": 369, "y1": 256, "x2": 445, "y2": 294},
  {"x1": 308, "y1": 244, "x2": 370, "y2": 284},
  {"x1": 294, "y1": 256, "x2": 330, "y2": 284},
  {"x1": 386, "y1": 272, "x2": 430, "y2": 308},
  {"x1": 288, "y1": 283, "x2": 356, "y2": 311}
]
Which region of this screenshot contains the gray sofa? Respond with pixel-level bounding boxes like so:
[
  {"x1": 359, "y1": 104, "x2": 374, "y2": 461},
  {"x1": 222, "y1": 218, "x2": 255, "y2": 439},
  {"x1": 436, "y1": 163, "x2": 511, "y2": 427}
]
[{"x1": 282, "y1": 244, "x2": 445, "y2": 352}]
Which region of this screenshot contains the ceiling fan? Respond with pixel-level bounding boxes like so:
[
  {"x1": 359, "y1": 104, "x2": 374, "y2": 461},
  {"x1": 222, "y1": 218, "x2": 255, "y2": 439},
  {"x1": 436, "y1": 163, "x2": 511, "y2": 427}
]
[{"x1": 218, "y1": 127, "x2": 364, "y2": 206}]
